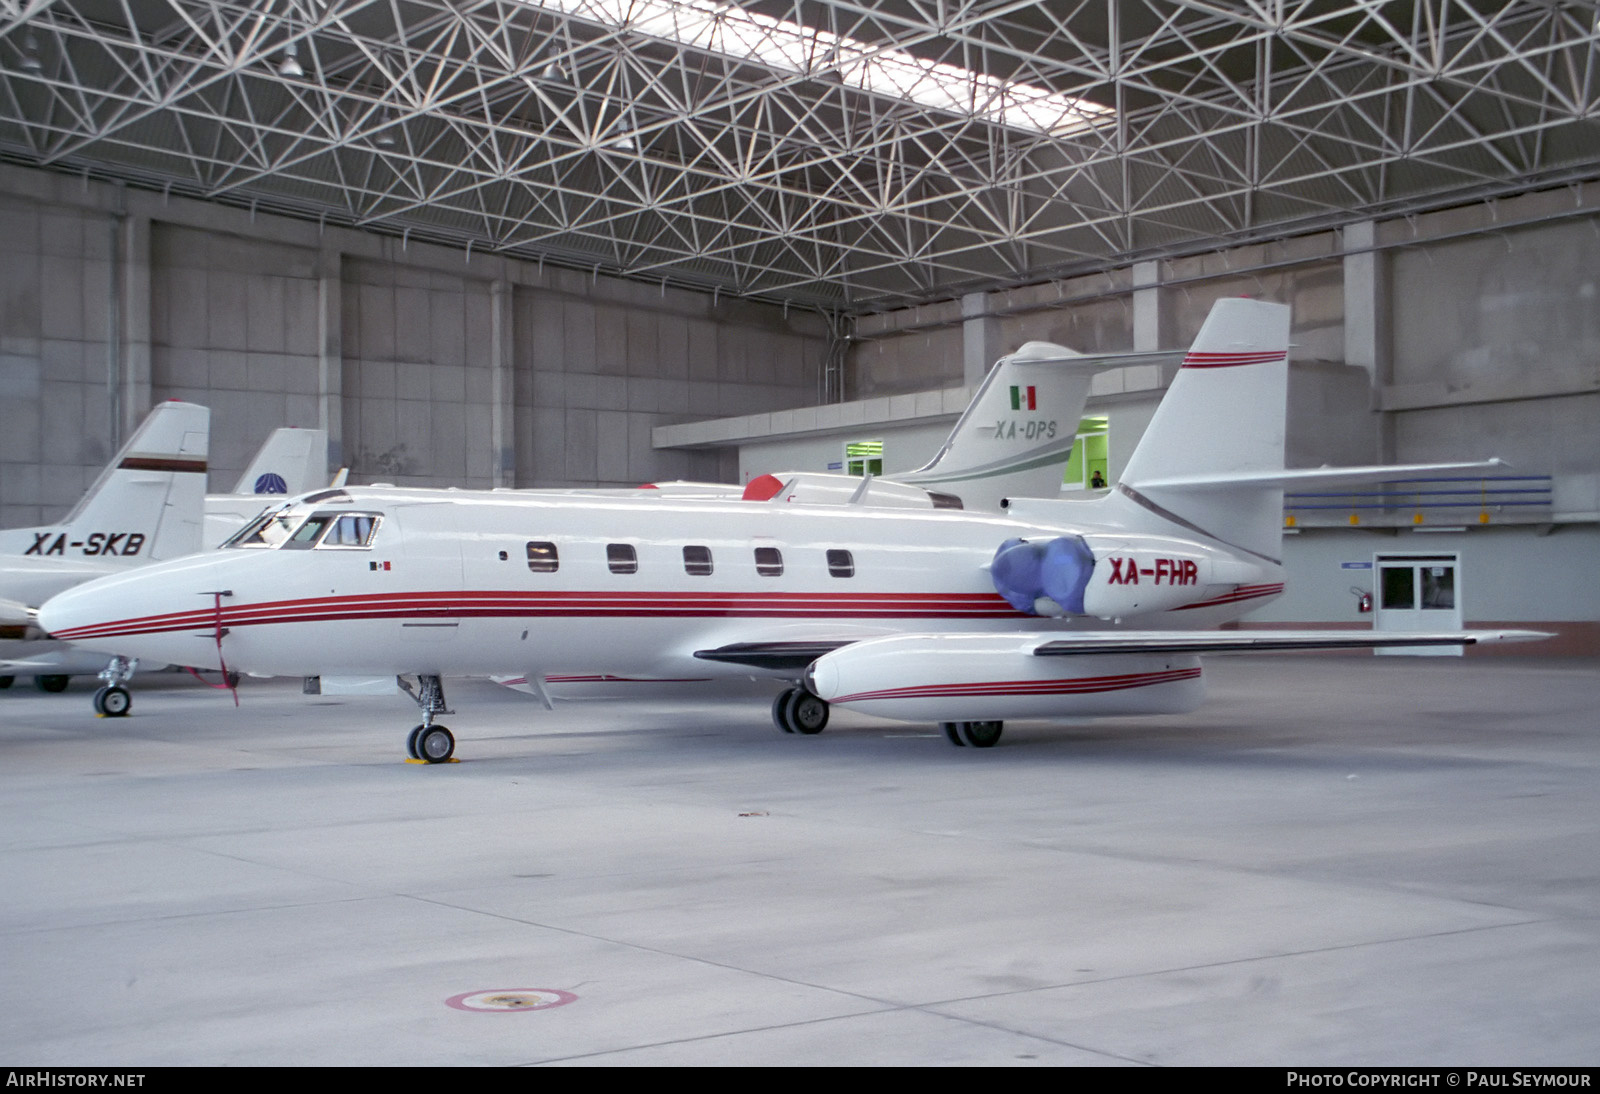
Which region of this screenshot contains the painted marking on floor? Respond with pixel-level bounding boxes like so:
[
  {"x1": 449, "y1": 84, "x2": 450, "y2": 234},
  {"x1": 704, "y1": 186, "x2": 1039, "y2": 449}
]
[{"x1": 446, "y1": 989, "x2": 577, "y2": 1013}]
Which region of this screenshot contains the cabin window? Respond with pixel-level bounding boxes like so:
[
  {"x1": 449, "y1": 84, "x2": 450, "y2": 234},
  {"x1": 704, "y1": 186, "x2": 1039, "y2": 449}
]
[
  {"x1": 754, "y1": 547, "x2": 783, "y2": 576},
  {"x1": 607, "y1": 543, "x2": 638, "y2": 574},
  {"x1": 526, "y1": 541, "x2": 559, "y2": 573},
  {"x1": 683, "y1": 545, "x2": 713, "y2": 576},
  {"x1": 826, "y1": 549, "x2": 855, "y2": 578},
  {"x1": 317, "y1": 513, "x2": 381, "y2": 549}
]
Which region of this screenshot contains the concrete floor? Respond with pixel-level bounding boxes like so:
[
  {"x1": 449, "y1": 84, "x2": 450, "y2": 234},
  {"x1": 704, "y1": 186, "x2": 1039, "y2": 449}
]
[{"x1": 1, "y1": 656, "x2": 1596, "y2": 1066}]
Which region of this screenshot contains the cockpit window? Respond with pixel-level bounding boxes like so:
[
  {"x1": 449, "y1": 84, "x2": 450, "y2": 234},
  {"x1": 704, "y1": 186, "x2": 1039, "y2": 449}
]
[
  {"x1": 318, "y1": 513, "x2": 381, "y2": 549},
  {"x1": 281, "y1": 515, "x2": 332, "y2": 550},
  {"x1": 224, "y1": 508, "x2": 304, "y2": 549},
  {"x1": 223, "y1": 509, "x2": 382, "y2": 550}
]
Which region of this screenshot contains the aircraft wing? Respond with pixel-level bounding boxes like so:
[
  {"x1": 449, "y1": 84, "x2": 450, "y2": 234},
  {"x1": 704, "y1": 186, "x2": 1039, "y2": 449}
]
[
  {"x1": 696, "y1": 628, "x2": 1550, "y2": 671},
  {"x1": 1029, "y1": 628, "x2": 1549, "y2": 655},
  {"x1": 692, "y1": 640, "x2": 858, "y2": 670}
]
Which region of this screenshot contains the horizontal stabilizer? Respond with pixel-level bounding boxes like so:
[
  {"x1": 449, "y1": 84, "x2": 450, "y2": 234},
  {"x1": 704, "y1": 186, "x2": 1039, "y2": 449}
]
[
  {"x1": 1032, "y1": 629, "x2": 1550, "y2": 656},
  {"x1": 1135, "y1": 459, "x2": 1509, "y2": 491},
  {"x1": 994, "y1": 347, "x2": 1185, "y2": 370}
]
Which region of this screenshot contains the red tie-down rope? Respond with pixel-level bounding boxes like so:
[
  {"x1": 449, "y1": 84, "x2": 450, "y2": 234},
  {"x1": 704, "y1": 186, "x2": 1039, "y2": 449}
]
[{"x1": 184, "y1": 590, "x2": 239, "y2": 706}]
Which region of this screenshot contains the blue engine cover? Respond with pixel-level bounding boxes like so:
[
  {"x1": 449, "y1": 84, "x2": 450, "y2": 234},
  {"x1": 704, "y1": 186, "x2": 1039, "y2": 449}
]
[{"x1": 990, "y1": 536, "x2": 1095, "y2": 615}]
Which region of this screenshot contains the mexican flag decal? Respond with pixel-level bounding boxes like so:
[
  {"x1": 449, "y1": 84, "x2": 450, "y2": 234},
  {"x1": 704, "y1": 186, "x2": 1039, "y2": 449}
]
[{"x1": 1009, "y1": 385, "x2": 1036, "y2": 411}]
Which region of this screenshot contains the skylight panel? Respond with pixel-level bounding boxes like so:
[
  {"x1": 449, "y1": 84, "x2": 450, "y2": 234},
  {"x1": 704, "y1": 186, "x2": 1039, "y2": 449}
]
[{"x1": 529, "y1": 0, "x2": 1114, "y2": 137}]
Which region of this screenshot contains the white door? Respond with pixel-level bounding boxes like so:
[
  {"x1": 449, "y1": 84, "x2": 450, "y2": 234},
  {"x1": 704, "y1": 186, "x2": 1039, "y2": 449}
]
[
  {"x1": 1373, "y1": 553, "x2": 1462, "y2": 656},
  {"x1": 394, "y1": 503, "x2": 463, "y2": 646}
]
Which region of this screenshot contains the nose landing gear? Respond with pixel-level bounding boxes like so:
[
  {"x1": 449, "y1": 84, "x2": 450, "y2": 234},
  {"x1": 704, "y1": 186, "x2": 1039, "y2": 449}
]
[
  {"x1": 92, "y1": 656, "x2": 138, "y2": 718},
  {"x1": 399, "y1": 674, "x2": 455, "y2": 763}
]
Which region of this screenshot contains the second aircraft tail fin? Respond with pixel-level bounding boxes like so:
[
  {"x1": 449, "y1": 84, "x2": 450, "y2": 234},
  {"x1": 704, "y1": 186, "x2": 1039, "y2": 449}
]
[
  {"x1": 229, "y1": 428, "x2": 330, "y2": 496},
  {"x1": 19, "y1": 401, "x2": 212, "y2": 563},
  {"x1": 902, "y1": 342, "x2": 1181, "y2": 509}
]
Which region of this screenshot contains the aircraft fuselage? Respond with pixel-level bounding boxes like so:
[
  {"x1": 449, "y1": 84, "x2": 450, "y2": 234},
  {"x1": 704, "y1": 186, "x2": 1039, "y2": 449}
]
[{"x1": 38, "y1": 487, "x2": 1284, "y2": 681}]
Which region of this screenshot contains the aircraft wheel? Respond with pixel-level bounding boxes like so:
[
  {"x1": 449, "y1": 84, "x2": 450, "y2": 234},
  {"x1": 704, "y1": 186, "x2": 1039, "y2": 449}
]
[
  {"x1": 94, "y1": 686, "x2": 132, "y2": 717},
  {"x1": 35, "y1": 675, "x2": 70, "y2": 693},
  {"x1": 405, "y1": 724, "x2": 425, "y2": 759},
  {"x1": 416, "y1": 725, "x2": 455, "y2": 764},
  {"x1": 771, "y1": 689, "x2": 799, "y2": 734},
  {"x1": 959, "y1": 721, "x2": 1003, "y2": 748},
  {"x1": 0, "y1": 675, "x2": 13, "y2": 689},
  {"x1": 942, "y1": 722, "x2": 966, "y2": 747},
  {"x1": 787, "y1": 691, "x2": 829, "y2": 735}
]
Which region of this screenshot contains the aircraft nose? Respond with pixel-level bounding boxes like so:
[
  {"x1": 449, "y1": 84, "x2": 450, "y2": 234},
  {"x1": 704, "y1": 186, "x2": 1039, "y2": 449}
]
[{"x1": 36, "y1": 582, "x2": 112, "y2": 644}]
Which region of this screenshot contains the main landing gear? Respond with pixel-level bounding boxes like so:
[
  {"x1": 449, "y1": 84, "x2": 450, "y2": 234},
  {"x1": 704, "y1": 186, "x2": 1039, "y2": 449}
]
[
  {"x1": 93, "y1": 656, "x2": 136, "y2": 718},
  {"x1": 772, "y1": 686, "x2": 829, "y2": 735},
  {"x1": 942, "y1": 721, "x2": 1004, "y2": 748},
  {"x1": 399, "y1": 674, "x2": 455, "y2": 764}
]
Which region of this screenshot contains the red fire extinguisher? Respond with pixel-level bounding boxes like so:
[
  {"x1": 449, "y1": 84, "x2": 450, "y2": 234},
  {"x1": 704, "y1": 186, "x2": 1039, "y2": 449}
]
[{"x1": 1351, "y1": 586, "x2": 1372, "y2": 614}]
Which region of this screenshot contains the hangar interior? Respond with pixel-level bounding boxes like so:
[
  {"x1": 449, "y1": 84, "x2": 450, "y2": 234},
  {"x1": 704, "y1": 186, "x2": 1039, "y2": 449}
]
[
  {"x1": 2, "y1": 1, "x2": 1597, "y2": 652},
  {"x1": 4, "y1": 1, "x2": 1600, "y2": 1068}
]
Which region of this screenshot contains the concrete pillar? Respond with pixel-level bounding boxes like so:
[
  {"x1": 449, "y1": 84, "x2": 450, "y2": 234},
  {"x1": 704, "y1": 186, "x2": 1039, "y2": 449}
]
[
  {"x1": 316, "y1": 248, "x2": 343, "y2": 472},
  {"x1": 1342, "y1": 220, "x2": 1391, "y2": 460},
  {"x1": 1342, "y1": 220, "x2": 1386, "y2": 378},
  {"x1": 117, "y1": 213, "x2": 152, "y2": 444},
  {"x1": 1132, "y1": 260, "x2": 1164, "y2": 351},
  {"x1": 490, "y1": 278, "x2": 515, "y2": 487},
  {"x1": 961, "y1": 291, "x2": 1000, "y2": 387}
]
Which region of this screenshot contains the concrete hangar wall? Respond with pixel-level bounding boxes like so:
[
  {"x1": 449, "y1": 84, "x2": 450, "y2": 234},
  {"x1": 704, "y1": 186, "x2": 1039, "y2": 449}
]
[
  {"x1": 659, "y1": 183, "x2": 1600, "y2": 654},
  {"x1": 0, "y1": 162, "x2": 827, "y2": 529}
]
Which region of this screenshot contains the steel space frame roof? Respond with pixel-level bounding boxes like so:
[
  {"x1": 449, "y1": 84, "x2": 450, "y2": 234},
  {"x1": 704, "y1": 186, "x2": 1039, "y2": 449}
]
[{"x1": 2, "y1": 0, "x2": 1598, "y2": 313}]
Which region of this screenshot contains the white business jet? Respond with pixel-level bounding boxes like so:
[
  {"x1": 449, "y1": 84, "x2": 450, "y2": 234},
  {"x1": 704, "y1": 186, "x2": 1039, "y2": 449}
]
[
  {"x1": 2, "y1": 418, "x2": 331, "y2": 712},
  {"x1": 37, "y1": 299, "x2": 1543, "y2": 760}
]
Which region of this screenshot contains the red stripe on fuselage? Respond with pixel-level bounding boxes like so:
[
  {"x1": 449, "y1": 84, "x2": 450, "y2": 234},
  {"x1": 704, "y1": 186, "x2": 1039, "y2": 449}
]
[
  {"x1": 833, "y1": 667, "x2": 1202, "y2": 705},
  {"x1": 49, "y1": 589, "x2": 1023, "y2": 642},
  {"x1": 1170, "y1": 583, "x2": 1284, "y2": 610}
]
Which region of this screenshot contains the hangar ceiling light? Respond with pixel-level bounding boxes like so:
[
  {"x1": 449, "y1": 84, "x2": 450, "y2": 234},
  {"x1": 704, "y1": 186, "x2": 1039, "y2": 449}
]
[{"x1": 526, "y1": 0, "x2": 1115, "y2": 137}]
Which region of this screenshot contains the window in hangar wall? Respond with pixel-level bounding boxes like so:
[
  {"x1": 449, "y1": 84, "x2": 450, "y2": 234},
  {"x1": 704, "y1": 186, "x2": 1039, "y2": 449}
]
[
  {"x1": 844, "y1": 440, "x2": 884, "y2": 477},
  {"x1": 1062, "y1": 418, "x2": 1109, "y2": 491}
]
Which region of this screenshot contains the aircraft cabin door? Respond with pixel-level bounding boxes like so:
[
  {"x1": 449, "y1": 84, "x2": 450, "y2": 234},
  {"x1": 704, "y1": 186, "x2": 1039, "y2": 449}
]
[
  {"x1": 1373, "y1": 552, "x2": 1462, "y2": 656},
  {"x1": 394, "y1": 503, "x2": 464, "y2": 646}
]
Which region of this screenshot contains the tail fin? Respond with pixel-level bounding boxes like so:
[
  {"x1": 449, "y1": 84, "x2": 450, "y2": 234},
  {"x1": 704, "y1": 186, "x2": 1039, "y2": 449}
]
[
  {"x1": 902, "y1": 342, "x2": 1180, "y2": 509},
  {"x1": 2, "y1": 401, "x2": 210, "y2": 563},
  {"x1": 229, "y1": 428, "x2": 330, "y2": 496},
  {"x1": 1115, "y1": 298, "x2": 1292, "y2": 561}
]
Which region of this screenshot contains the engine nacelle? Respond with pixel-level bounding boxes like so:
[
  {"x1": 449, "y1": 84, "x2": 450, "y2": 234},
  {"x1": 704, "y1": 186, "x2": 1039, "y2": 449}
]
[
  {"x1": 991, "y1": 534, "x2": 1267, "y2": 620},
  {"x1": 805, "y1": 634, "x2": 1205, "y2": 724}
]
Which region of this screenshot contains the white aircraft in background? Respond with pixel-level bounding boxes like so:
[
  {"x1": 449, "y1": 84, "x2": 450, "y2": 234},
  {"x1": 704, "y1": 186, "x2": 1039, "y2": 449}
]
[
  {"x1": 1, "y1": 419, "x2": 331, "y2": 713},
  {"x1": 567, "y1": 338, "x2": 1183, "y2": 512},
  {"x1": 38, "y1": 299, "x2": 1544, "y2": 761},
  {"x1": 1, "y1": 401, "x2": 210, "y2": 709},
  {"x1": 205, "y1": 427, "x2": 335, "y2": 545}
]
